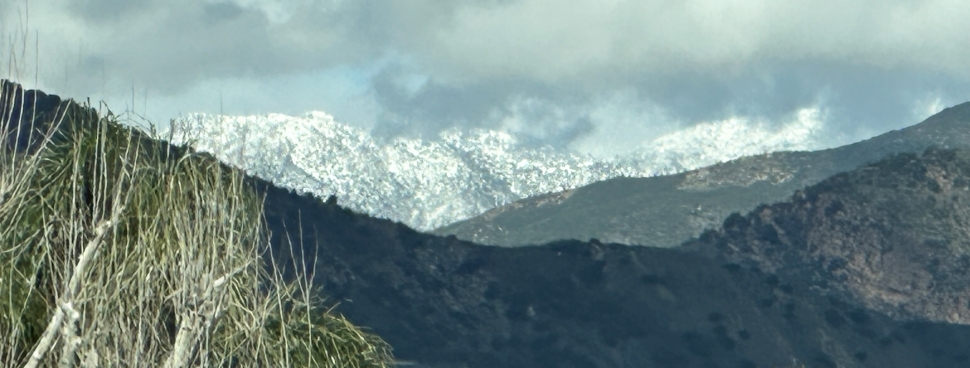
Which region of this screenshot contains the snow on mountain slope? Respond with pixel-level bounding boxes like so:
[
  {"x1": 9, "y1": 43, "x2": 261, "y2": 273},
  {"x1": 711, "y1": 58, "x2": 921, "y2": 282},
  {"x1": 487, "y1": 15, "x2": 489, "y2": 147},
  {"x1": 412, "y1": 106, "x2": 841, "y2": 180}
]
[
  {"x1": 165, "y1": 111, "x2": 827, "y2": 231},
  {"x1": 627, "y1": 108, "x2": 829, "y2": 173}
]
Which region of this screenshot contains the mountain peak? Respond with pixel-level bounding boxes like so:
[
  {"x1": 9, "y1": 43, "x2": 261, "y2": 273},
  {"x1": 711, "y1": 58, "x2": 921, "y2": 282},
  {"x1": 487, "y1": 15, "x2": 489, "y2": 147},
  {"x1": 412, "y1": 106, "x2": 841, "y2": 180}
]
[
  {"x1": 436, "y1": 101, "x2": 970, "y2": 247},
  {"x1": 167, "y1": 111, "x2": 827, "y2": 230}
]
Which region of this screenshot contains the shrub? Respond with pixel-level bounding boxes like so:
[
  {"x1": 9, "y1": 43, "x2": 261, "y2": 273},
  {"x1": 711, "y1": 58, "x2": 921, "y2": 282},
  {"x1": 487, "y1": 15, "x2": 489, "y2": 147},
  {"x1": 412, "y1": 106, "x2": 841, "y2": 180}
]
[{"x1": 0, "y1": 81, "x2": 393, "y2": 367}]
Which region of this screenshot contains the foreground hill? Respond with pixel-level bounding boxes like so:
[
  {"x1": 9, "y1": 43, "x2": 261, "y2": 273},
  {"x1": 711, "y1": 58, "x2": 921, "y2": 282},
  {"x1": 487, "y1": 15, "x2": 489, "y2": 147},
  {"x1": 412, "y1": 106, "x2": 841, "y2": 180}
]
[
  {"x1": 255, "y1": 150, "x2": 970, "y2": 367},
  {"x1": 1, "y1": 80, "x2": 393, "y2": 366},
  {"x1": 435, "y1": 103, "x2": 970, "y2": 247}
]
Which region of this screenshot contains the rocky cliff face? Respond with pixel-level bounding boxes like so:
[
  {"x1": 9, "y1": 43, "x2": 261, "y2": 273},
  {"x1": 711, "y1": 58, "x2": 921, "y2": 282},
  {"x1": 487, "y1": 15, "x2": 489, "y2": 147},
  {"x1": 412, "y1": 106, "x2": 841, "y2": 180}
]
[
  {"x1": 683, "y1": 148, "x2": 970, "y2": 326},
  {"x1": 437, "y1": 102, "x2": 970, "y2": 248}
]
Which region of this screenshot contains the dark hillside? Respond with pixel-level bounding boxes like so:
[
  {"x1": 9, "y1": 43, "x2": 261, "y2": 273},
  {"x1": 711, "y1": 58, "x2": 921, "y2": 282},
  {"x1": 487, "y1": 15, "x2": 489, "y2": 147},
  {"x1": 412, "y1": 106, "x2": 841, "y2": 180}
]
[
  {"x1": 683, "y1": 147, "x2": 970, "y2": 326},
  {"x1": 2, "y1": 79, "x2": 99, "y2": 155},
  {"x1": 254, "y1": 170, "x2": 970, "y2": 368}
]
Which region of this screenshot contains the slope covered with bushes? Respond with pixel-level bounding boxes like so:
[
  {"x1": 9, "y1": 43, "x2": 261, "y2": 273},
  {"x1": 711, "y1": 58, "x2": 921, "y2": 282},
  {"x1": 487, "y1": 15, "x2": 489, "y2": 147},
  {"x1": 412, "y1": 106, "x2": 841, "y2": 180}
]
[{"x1": 0, "y1": 79, "x2": 393, "y2": 367}]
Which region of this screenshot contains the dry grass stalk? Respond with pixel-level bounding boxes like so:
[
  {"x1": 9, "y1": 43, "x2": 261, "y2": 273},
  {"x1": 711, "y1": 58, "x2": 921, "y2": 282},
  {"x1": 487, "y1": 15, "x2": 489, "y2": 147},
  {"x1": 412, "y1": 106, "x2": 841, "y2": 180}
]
[{"x1": 0, "y1": 82, "x2": 394, "y2": 367}]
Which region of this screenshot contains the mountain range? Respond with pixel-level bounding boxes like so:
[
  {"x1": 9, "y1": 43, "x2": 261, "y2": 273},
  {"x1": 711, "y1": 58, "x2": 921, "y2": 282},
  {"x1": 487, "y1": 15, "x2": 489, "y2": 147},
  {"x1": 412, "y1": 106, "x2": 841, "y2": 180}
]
[
  {"x1": 163, "y1": 109, "x2": 826, "y2": 231},
  {"x1": 437, "y1": 103, "x2": 970, "y2": 248},
  {"x1": 10, "y1": 79, "x2": 970, "y2": 367}
]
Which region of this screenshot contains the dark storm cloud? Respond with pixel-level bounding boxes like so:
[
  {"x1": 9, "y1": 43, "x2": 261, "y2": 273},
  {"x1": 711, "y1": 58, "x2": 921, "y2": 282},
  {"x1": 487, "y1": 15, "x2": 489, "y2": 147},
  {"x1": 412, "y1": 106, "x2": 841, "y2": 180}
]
[
  {"x1": 628, "y1": 60, "x2": 970, "y2": 131},
  {"x1": 202, "y1": 2, "x2": 246, "y2": 24},
  {"x1": 3, "y1": 0, "x2": 970, "y2": 153},
  {"x1": 369, "y1": 63, "x2": 595, "y2": 145},
  {"x1": 3, "y1": 0, "x2": 373, "y2": 95}
]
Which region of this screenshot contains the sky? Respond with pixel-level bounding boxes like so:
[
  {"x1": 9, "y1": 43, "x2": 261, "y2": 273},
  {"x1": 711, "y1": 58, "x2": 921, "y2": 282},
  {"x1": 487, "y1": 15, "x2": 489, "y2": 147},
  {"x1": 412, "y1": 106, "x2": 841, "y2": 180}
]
[{"x1": 2, "y1": 0, "x2": 970, "y2": 157}]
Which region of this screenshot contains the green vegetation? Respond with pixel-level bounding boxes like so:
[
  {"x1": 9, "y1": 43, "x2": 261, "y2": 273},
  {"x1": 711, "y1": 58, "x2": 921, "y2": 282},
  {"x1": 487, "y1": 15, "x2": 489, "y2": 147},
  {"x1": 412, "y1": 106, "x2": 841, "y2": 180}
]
[{"x1": 0, "y1": 85, "x2": 393, "y2": 367}]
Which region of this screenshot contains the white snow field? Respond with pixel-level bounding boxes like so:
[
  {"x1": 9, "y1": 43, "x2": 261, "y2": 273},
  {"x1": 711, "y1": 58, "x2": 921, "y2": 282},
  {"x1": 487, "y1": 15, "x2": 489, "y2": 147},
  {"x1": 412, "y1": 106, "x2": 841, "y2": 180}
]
[{"x1": 164, "y1": 109, "x2": 827, "y2": 231}]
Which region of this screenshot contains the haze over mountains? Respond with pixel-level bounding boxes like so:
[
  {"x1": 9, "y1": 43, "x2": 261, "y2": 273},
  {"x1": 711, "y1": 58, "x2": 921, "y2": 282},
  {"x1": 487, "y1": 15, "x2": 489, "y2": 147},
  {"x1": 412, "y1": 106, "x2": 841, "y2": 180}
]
[
  {"x1": 438, "y1": 103, "x2": 970, "y2": 248},
  {"x1": 164, "y1": 109, "x2": 828, "y2": 231}
]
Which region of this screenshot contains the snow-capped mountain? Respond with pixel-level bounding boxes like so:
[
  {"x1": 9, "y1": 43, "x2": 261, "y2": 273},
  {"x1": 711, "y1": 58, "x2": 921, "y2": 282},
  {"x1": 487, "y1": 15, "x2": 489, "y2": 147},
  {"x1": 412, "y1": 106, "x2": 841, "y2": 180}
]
[
  {"x1": 627, "y1": 108, "x2": 829, "y2": 173},
  {"x1": 164, "y1": 111, "x2": 826, "y2": 231}
]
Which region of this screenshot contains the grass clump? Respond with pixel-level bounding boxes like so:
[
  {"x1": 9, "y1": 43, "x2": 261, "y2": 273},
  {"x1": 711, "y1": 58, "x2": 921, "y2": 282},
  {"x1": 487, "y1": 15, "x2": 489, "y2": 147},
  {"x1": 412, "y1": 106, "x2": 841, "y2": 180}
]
[{"x1": 0, "y1": 80, "x2": 393, "y2": 367}]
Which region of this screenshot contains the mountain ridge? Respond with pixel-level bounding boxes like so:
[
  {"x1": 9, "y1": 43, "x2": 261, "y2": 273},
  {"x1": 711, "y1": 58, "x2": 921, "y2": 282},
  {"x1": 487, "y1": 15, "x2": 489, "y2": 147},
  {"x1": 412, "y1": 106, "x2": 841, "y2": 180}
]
[
  {"x1": 165, "y1": 109, "x2": 827, "y2": 231},
  {"x1": 436, "y1": 101, "x2": 970, "y2": 247}
]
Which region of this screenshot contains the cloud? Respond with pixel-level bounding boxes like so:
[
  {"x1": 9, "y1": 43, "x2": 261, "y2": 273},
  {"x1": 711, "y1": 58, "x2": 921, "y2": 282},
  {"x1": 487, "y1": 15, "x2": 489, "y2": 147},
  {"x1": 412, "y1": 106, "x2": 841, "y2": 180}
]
[
  {"x1": 2, "y1": 0, "x2": 970, "y2": 155},
  {"x1": 420, "y1": 0, "x2": 970, "y2": 81}
]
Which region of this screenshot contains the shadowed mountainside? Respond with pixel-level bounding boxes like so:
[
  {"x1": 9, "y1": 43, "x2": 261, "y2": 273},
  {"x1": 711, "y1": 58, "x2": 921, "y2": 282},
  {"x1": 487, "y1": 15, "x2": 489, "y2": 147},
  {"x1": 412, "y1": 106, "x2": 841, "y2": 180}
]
[
  {"x1": 683, "y1": 147, "x2": 970, "y2": 326},
  {"x1": 256, "y1": 153, "x2": 970, "y2": 368},
  {"x1": 434, "y1": 103, "x2": 970, "y2": 248}
]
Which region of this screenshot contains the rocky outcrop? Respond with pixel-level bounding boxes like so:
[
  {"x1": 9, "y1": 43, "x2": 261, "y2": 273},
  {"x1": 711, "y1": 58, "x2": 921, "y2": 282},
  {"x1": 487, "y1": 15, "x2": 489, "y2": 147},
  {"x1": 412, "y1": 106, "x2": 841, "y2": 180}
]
[{"x1": 684, "y1": 148, "x2": 970, "y2": 326}]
